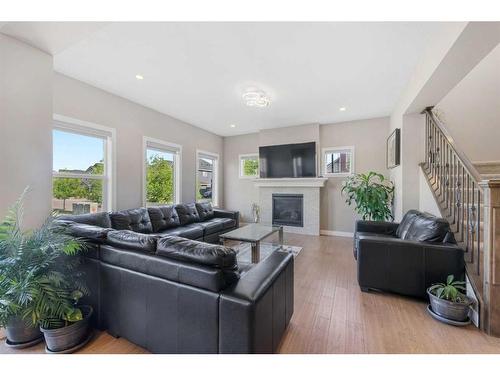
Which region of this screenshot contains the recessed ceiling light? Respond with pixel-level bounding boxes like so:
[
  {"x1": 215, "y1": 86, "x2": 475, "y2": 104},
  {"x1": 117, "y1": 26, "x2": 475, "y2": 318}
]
[
  {"x1": 242, "y1": 90, "x2": 270, "y2": 107},
  {"x1": 339, "y1": 107, "x2": 346, "y2": 111},
  {"x1": 135, "y1": 74, "x2": 144, "y2": 80},
  {"x1": 230, "y1": 124, "x2": 236, "y2": 128}
]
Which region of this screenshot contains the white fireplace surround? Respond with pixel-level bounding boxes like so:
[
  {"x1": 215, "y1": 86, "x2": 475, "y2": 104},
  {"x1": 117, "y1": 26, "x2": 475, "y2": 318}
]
[{"x1": 254, "y1": 178, "x2": 327, "y2": 235}]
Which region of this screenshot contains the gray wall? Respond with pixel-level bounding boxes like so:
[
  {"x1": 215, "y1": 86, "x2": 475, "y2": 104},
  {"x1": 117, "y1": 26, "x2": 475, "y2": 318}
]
[
  {"x1": 53, "y1": 73, "x2": 224, "y2": 210},
  {"x1": 319, "y1": 117, "x2": 390, "y2": 233},
  {"x1": 435, "y1": 43, "x2": 500, "y2": 162},
  {"x1": 0, "y1": 35, "x2": 53, "y2": 229},
  {"x1": 223, "y1": 133, "x2": 260, "y2": 222},
  {"x1": 223, "y1": 117, "x2": 390, "y2": 232}
]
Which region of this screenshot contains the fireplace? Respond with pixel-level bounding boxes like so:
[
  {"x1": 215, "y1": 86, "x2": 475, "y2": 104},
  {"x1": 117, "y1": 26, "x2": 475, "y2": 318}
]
[{"x1": 272, "y1": 194, "x2": 304, "y2": 227}]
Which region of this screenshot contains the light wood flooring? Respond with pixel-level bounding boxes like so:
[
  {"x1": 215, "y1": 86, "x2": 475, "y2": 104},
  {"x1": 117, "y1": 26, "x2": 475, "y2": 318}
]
[{"x1": 2, "y1": 234, "x2": 500, "y2": 354}]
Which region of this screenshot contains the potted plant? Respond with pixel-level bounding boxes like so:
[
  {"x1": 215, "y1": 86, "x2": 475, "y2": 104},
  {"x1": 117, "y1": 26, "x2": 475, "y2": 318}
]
[
  {"x1": 0, "y1": 189, "x2": 90, "y2": 352},
  {"x1": 427, "y1": 274, "x2": 472, "y2": 323},
  {"x1": 341, "y1": 172, "x2": 395, "y2": 221}
]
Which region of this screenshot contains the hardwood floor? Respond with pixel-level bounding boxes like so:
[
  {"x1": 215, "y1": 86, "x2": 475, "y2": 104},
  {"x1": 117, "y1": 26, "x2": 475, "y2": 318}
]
[{"x1": 2, "y1": 234, "x2": 500, "y2": 354}]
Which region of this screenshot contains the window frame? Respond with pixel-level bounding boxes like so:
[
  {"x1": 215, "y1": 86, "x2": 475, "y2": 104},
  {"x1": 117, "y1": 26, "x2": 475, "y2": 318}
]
[
  {"x1": 143, "y1": 136, "x2": 182, "y2": 206},
  {"x1": 322, "y1": 146, "x2": 355, "y2": 177},
  {"x1": 196, "y1": 149, "x2": 219, "y2": 207},
  {"x1": 52, "y1": 114, "x2": 116, "y2": 212},
  {"x1": 239, "y1": 153, "x2": 259, "y2": 179}
]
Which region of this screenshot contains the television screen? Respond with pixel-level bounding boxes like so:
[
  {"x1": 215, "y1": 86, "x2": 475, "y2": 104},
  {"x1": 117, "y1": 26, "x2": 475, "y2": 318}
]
[{"x1": 259, "y1": 142, "x2": 316, "y2": 178}]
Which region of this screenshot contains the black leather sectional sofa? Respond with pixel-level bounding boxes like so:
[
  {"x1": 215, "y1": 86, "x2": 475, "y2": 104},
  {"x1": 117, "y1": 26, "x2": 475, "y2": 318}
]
[
  {"x1": 354, "y1": 209, "x2": 464, "y2": 299},
  {"x1": 57, "y1": 202, "x2": 294, "y2": 354}
]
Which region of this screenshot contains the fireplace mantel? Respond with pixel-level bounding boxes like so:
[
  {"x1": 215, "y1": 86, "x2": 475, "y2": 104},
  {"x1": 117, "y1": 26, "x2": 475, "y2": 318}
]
[{"x1": 253, "y1": 177, "x2": 327, "y2": 188}]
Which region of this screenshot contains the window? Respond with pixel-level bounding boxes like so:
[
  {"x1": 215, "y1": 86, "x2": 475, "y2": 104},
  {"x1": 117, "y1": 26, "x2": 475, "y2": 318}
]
[
  {"x1": 143, "y1": 137, "x2": 182, "y2": 206},
  {"x1": 322, "y1": 146, "x2": 354, "y2": 176},
  {"x1": 196, "y1": 150, "x2": 219, "y2": 206},
  {"x1": 52, "y1": 117, "x2": 114, "y2": 214},
  {"x1": 239, "y1": 153, "x2": 259, "y2": 178}
]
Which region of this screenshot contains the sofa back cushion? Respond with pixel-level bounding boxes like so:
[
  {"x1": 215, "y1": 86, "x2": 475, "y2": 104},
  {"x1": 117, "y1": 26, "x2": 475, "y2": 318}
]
[
  {"x1": 175, "y1": 203, "x2": 200, "y2": 225},
  {"x1": 106, "y1": 230, "x2": 158, "y2": 253},
  {"x1": 404, "y1": 212, "x2": 453, "y2": 243},
  {"x1": 157, "y1": 236, "x2": 239, "y2": 284},
  {"x1": 147, "y1": 205, "x2": 181, "y2": 232},
  {"x1": 195, "y1": 202, "x2": 215, "y2": 221},
  {"x1": 395, "y1": 209, "x2": 420, "y2": 239},
  {"x1": 110, "y1": 208, "x2": 153, "y2": 234},
  {"x1": 58, "y1": 212, "x2": 111, "y2": 228}
]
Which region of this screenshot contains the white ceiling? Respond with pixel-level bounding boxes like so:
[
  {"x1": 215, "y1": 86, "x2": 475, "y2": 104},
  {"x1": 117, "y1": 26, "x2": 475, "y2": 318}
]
[{"x1": 1, "y1": 22, "x2": 454, "y2": 136}]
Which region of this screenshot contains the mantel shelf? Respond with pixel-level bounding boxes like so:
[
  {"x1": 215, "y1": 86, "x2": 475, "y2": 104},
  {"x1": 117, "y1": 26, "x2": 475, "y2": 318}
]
[{"x1": 253, "y1": 177, "x2": 328, "y2": 188}]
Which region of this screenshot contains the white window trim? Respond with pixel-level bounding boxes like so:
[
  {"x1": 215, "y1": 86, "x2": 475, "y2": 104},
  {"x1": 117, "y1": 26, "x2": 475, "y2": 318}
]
[
  {"x1": 239, "y1": 153, "x2": 259, "y2": 179},
  {"x1": 322, "y1": 146, "x2": 355, "y2": 177},
  {"x1": 52, "y1": 114, "x2": 116, "y2": 211},
  {"x1": 196, "y1": 149, "x2": 220, "y2": 207},
  {"x1": 143, "y1": 136, "x2": 182, "y2": 206}
]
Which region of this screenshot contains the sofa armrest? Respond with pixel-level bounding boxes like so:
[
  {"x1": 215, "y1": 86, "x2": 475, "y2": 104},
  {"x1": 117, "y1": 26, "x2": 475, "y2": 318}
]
[
  {"x1": 219, "y1": 251, "x2": 294, "y2": 353},
  {"x1": 357, "y1": 236, "x2": 464, "y2": 298},
  {"x1": 355, "y1": 220, "x2": 399, "y2": 236},
  {"x1": 214, "y1": 208, "x2": 239, "y2": 228}
]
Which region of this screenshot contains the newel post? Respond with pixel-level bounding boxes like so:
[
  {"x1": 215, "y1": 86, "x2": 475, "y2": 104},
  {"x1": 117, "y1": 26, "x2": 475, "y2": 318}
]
[{"x1": 479, "y1": 180, "x2": 500, "y2": 336}]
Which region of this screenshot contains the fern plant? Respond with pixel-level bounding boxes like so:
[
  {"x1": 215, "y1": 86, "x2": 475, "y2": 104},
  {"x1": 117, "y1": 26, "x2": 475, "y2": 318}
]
[
  {"x1": 428, "y1": 275, "x2": 467, "y2": 303},
  {"x1": 341, "y1": 172, "x2": 395, "y2": 221},
  {"x1": 0, "y1": 188, "x2": 88, "y2": 329}
]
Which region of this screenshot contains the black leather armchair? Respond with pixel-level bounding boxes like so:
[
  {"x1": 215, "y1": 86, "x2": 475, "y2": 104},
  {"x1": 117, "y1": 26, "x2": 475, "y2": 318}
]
[{"x1": 354, "y1": 210, "x2": 465, "y2": 299}]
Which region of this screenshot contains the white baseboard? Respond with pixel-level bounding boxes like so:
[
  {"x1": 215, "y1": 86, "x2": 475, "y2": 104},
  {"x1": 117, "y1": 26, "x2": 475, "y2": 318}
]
[{"x1": 320, "y1": 230, "x2": 354, "y2": 238}]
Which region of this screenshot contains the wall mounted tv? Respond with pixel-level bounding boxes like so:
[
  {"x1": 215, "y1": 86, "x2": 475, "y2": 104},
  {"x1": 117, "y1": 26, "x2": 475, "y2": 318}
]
[{"x1": 259, "y1": 141, "x2": 316, "y2": 178}]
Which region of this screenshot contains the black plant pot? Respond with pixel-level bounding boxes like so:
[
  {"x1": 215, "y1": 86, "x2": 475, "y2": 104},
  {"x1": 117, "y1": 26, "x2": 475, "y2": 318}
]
[
  {"x1": 5, "y1": 316, "x2": 44, "y2": 348},
  {"x1": 40, "y1": 305, "x2": 93, "y2": 354}
]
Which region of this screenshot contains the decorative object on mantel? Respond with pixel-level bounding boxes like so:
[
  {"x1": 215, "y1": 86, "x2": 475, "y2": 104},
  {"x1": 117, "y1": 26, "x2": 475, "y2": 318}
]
[
  {"x1": 341, "y1": 172, "x2": 394, "y2": 221},
  {"x1": 386, "y1": 128, "x2": 401, "y2": 168},
  {"x1": 426, "y1": 274, "x2": 472, "y2": 326},
  {"x1": 251, "y1": 203, "x2": 260, "y2": 223}
]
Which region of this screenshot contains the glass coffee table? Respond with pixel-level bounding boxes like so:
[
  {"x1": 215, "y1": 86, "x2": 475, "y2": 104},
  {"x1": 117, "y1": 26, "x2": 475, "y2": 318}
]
[{"x1": 219, "y1": 223, "x2": 283, "y2": 263}]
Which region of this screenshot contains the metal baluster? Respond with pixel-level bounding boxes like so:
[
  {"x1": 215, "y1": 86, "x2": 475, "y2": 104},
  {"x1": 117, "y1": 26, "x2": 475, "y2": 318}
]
[
  {"x1": 477, "y1": 191, "x2": 481, "y2": 276},
  {"x1": 469, "y1": 182, "x2": 476, "y2": 263},
  {"x1": 461, "y1": 166, "x2": 466, "y2": 242},
  {"x1": 465, "y1": 175, "x2": 470, "y2": 253},
  {"x1": 456, "y1": 165, "x2": 461, "y2": 235}
]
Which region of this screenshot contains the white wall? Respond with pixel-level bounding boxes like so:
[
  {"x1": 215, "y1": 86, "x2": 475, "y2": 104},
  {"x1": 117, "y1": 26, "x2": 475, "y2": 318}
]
[
  {"x1": 53, "y1": 73, "x2": 224, "y2": 210},
  {"x1": 223, "y1": 118, "x2": 389, "y2": 232},
  {"x1": 0, "y1": 35, "x2": 53, "y2": 229},
  {"x1": 434, "y1": 43, "x2": 500, "y2": 163},
  {"x1": 418, "y1": 168, "x2": 442, "y2": 217}
]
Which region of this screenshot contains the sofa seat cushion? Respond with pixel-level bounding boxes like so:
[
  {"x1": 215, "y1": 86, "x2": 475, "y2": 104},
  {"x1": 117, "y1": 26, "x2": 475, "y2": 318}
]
[
  {"x1": 198, "y1": 220, "x2": 224, "y2": 235},
  {"x1": 395, "y1": 209, "x2": 420, "y2": 239},
  {"x1": 58, "y1": 212, "x2": 111, "y2": 228},
  {"x1": 175, "y1": 203, "x2": 201, "y2": 225},
  {"x1": 404, "y1": 212, "x2": 452, "y2": 243},
  {"x1": 106, "y1": 230, "x2": 158, "y2": 253},
  {"x1": 147, "y1": 205, "x2": 180, "y2": 232},
  {"x1": 196, "y1": 202, "x2": 215, "y2": 221},
  {"x1": 110, "y1": 208, "x2": 153, "y2": 234},
  {"x1": 158, "y1": 223, "x2": 204, "y2": 240},
  {"x1": 210, "y1": 217, "x2": 236, "y2": 230}
]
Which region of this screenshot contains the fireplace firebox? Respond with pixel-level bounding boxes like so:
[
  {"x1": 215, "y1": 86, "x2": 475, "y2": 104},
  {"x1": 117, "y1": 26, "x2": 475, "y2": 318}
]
[{"x1": 272, "y1": 194, "x2": 304, "y2": 227}]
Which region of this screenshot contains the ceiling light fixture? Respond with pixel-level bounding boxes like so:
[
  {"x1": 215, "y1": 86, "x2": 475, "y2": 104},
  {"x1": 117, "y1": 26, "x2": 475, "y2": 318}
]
[
  {"x1": 135, "y1": 74, "x2": 144, "y2": 80},
  {"x1": 339, "y1": 106, "x2": 346, "y2": 111},
  {"x1": 242, "y1": 90, "x2": 270, "y2": 107},
  {"x1": 230, "y1": 124, "x2": 236, "y2": 128}
]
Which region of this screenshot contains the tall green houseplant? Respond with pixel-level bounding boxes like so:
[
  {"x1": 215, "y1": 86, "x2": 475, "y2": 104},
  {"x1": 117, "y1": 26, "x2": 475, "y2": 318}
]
[
  {"x1": 341, "y1": 172, "x2": 395, "y2": 221},
  {"x1": 0, "y1": 189, "x2": 88, "y2": 344}
]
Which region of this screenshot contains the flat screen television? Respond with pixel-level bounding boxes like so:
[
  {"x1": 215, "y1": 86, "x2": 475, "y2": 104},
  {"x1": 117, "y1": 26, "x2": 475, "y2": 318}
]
[{"x1": 259, "y1": 141, "x2": 316, "y2": 178}]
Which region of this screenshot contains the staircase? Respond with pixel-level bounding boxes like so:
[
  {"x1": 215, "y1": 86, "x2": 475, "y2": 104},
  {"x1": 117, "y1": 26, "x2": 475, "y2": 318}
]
[{"x1": 420, "y1": 107, "x2": 500, "y2": 337}]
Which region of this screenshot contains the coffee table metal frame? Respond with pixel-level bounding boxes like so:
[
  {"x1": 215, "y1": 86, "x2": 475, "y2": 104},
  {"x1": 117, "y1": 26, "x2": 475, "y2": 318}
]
[{"x1": 219, "y1": 223, "x2": 284, "y2": 263}]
